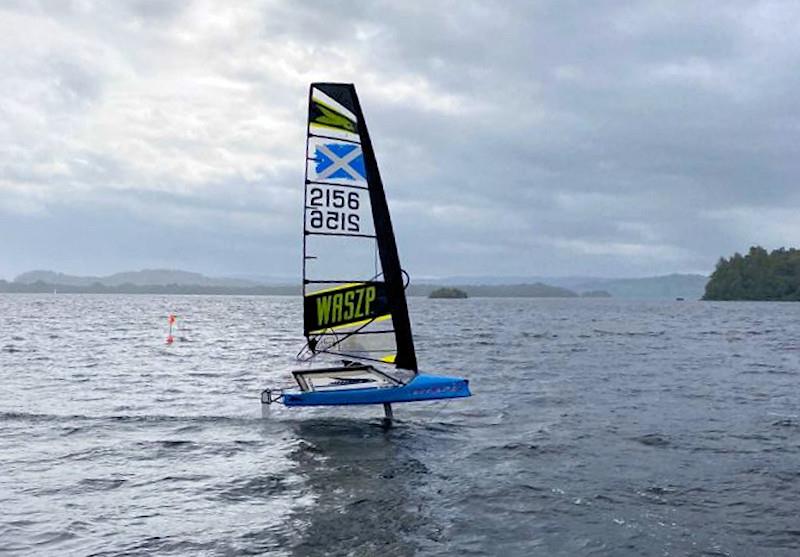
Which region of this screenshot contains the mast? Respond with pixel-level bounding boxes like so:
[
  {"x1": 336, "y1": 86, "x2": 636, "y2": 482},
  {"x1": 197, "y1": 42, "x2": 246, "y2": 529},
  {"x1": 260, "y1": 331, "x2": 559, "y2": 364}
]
[{"x1": 311, "y1": 83, "x2": 418, "y2": 372}]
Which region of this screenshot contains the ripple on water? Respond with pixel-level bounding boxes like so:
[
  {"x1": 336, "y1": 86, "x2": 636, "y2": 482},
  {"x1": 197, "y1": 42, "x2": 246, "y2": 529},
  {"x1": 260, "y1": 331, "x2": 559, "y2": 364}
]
[{"x1": 633, "y1": 433, "x2": 672, "y2": 448}]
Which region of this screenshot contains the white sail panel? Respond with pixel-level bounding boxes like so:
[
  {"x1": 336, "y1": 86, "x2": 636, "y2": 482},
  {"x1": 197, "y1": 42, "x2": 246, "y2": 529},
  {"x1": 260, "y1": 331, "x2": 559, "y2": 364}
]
[
  {"x1": 304, "y1": 235, "x2": 377, "y2": 283},
  {"x1": 304, "y1": 188, "x2": 373, "y2": 239}
]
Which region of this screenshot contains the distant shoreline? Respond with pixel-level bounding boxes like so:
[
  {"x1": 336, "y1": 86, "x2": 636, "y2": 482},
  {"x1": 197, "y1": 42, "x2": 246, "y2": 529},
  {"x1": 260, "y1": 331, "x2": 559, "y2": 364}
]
[
  {"x1": 2, "y1": 269, "x2": 709, "y2": 299},
  {"x1": 0, "y1": 281, "x2": 299, "y2": 296},
  {"x1": 0, "y1": 281, "x2": 586, "y2": 298}
]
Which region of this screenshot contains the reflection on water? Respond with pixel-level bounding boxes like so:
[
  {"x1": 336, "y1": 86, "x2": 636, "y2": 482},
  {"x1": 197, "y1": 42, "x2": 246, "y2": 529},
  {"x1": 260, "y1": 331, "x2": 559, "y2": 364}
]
[{"x1": 286, "y1": 419, "x2": 433, "y2": 556}]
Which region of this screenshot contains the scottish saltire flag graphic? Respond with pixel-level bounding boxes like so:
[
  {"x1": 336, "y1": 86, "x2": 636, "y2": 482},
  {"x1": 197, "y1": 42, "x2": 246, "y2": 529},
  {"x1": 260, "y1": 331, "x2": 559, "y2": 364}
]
[{"x1": 314, "y1": 143, "x2": 366, "y2": 181}]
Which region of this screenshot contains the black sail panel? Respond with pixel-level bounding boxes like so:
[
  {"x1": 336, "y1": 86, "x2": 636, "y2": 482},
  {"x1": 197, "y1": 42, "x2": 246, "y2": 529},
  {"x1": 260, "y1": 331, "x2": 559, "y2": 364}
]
[
  {"x1": 345, "y1": 85, "x2": 417, "y2": 371},
  {"x1": 302, "y1": 83, "x2": 417, "y2": 371}
]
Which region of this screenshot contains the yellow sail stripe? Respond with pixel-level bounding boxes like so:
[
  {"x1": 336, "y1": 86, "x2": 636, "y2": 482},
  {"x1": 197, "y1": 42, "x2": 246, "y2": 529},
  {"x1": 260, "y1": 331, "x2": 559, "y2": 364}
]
[
  {"x1": 306, "y1": 282, "x2": 364, "y2": 296},
  {"x1": 313, "y1": 98, "x2": 356, "y2": 123},
  {"x1": 310, "y1": 121, "x2": 360, "y2": 137}
]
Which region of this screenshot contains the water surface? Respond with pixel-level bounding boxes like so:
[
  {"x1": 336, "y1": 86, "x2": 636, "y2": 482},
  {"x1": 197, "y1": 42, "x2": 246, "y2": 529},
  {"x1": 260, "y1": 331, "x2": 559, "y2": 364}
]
[{"x1": 1, "y1": 295, "x2": 799, "y2": 555}]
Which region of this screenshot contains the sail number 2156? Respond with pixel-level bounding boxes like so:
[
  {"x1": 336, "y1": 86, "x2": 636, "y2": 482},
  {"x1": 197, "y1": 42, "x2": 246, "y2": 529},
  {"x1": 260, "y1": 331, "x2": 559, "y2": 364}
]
[{"x1": 308, "y1": 187, "x2": 361, "y2": 233}]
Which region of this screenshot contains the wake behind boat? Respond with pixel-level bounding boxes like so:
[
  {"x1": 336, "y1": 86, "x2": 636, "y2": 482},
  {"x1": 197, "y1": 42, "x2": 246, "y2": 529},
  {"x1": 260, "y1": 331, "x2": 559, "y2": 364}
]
[{"x1": 261, "y1": 83, "x2": 471, "y2": 418}]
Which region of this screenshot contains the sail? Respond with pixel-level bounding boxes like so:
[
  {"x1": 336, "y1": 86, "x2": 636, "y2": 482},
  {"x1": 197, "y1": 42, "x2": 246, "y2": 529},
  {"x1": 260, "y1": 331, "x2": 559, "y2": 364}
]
[{"x1": 302, "y1": 83, "x2": 417, "y2": 371}]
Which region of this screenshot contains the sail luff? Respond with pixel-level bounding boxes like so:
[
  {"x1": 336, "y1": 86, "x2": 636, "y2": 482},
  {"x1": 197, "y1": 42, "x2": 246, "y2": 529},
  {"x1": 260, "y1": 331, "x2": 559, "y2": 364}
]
[
  {"x1": 302, "y1": 85, "x2": 314, "y2": 301},
  {"x1": 345, "y1": 85, "x2": 418, "y2": 372}
]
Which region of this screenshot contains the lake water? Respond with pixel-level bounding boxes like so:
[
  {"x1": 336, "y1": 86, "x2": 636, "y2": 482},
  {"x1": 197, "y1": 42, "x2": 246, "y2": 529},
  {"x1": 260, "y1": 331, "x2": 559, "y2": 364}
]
[{"x1": 1, "y1": 295, "x2": 799, "y2": 556}]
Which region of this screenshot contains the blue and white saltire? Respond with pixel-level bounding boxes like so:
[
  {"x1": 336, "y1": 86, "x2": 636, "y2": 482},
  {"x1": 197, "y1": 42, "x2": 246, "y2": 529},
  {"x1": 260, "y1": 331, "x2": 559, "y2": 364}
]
[{"x1": 314, "y1": 143, "x2": 367, "y2": 181}]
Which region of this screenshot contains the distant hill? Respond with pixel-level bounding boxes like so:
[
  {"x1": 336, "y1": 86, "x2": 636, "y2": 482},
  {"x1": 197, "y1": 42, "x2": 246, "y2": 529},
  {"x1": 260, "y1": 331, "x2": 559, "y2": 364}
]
[
  {"x1": 409, "y1": 282, "x2": 577, "y2": 298},
  {"x1": 581, "y1": 290, "x2": 612, "y2": 298},
  {"x1": 3, "y1": 269, "x2": 707, "y2": 299},
  {"x1": 574, "y1": 274, "x2": 707, "y2": 300},
  {"x1": 420, "y1": 274, "x2": 707, "y2": 299},
  {"x1": 3, "y1": 272, "x2": 579, "y2": 297},
  {"x1": 0, "y1": 279, "x2": 298, "y2": 295},
  {"x1": 14, "y1": 269, "x2": 260, "y2": 288},
  {"x1": 422, "y1": 275, "x2": 599, "y2": 288}
]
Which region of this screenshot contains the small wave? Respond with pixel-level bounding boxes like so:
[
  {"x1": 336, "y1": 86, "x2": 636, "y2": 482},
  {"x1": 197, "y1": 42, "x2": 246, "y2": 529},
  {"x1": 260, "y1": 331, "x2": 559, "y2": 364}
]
[
  {"x1": 519, "y1": 483, "x2": 547, "y2": 492},
  {"x1": 644, "y1": 485, "x2": 676, "y2": 496},
  {"x1": 79, "y1": 478, "x2": 127, "y2": 491},
  {"x1": 471, "y1": 442, "x2": 565, "y2": 460},
  {"x1": 172, "y1": 424, "x2": 205, "y2": 434},
  {"x1": 497, "y1": 442, "x2": 540, "y2": 451},
  {"x1": 154, "y1": 439, "x2": 196, "y2": 448},
  {"x1": 0, "y1": 410, "x2": 259, "y2": 425},
  {"x1": 593, "y1": 329, "x2": 666, "y2": 337},
  {"x1": 520, "y1": 331, "x2": 556, "y2": 339},
  {"x1": 156, "y1": 474, "x2": 212, "y2": 483},
  {"x1": 60, "y1": 446, "x2": 118, "y2": 462},
  {"x1": 217, "y1": 474, "x2": 288, "y2": 501},
  {"x1": 94, "y1": 536, "x2": 214, "y2": 556},
  {"x1": 60, "y1": 425, "x2": 87, "y2": 436},
  {"x1": 772, "y1": 418, "x2": 799, "y2": 428},
  {"x1": 634, "y1": 433, "x2": 671, "y2": 447}
]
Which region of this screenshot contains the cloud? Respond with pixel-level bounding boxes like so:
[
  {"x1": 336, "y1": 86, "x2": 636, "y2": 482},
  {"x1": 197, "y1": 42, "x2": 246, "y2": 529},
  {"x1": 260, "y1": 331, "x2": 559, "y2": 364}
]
[{"x1": 1, "y1": 0, "x2": 798, "y2": 279}]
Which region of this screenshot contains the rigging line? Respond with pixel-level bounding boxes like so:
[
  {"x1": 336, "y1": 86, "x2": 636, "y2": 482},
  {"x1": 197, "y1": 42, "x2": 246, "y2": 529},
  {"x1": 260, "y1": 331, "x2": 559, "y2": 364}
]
[
  {"x1": 307, "y1": 307, "x2": 387, "y2": 353},
  {"x1": 317, "y1": 349, "x2": 397, "y2": 367},
  {"x1": 401, "y1": 268, "x2": 411, "y2": 289}
]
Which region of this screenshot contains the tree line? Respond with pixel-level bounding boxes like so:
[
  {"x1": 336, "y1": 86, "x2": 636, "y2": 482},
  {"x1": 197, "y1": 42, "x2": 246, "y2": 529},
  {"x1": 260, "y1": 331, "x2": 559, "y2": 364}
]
[{"x1": 703, "y1": 246, "x2": 800, "y2": 301}]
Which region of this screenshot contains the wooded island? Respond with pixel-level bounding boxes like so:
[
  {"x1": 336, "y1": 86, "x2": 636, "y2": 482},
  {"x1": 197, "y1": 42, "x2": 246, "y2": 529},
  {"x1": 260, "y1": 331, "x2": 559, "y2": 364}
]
[
  {"x1": 703, "y1": 246, "x2": 800, "y2": 301},
  {"x1": 428, "y1": 287, "x2": 468, "y2": 299}
]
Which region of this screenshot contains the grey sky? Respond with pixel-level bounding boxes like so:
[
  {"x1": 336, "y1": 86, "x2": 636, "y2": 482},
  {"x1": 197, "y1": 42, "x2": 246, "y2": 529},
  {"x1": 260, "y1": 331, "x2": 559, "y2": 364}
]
[{"x1": 2, "y1": 0, "x2": 798, "y2": 280}]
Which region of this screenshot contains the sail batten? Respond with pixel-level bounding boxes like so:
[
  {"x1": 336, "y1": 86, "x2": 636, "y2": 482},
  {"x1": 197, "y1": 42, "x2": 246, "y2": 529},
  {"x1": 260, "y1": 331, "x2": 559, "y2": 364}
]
[
  {"x1": 306, "y1": 181, "x2": 369, "y2": 191},
  {"x1": 309, "y1": 133, "x2": 362, "y2": 145},
  {"x1": 301, "y1": 83, "x2": 417, "y2": 370},
  {"x1": 305, "y1": 231, "x2": 377, "y2": 239}
]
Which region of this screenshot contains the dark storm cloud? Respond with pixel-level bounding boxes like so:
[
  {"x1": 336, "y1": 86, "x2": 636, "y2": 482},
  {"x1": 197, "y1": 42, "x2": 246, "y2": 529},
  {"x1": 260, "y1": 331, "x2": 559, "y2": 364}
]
[{"x1": 1, "y1": 0, "x2": 798, "y2": 278}]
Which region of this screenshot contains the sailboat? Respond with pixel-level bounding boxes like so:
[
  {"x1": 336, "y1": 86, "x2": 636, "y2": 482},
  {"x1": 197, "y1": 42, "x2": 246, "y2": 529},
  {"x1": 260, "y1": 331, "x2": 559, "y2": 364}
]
[{"x1": 261, "y1": 83, "x2": 471, "y2": 417}]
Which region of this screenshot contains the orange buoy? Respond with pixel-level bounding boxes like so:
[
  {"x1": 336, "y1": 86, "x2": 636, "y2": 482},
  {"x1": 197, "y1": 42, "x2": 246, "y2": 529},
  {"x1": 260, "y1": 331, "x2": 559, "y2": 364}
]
[{"x1": 166, "y1": 314, "x2": 177, "y2": 344}]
